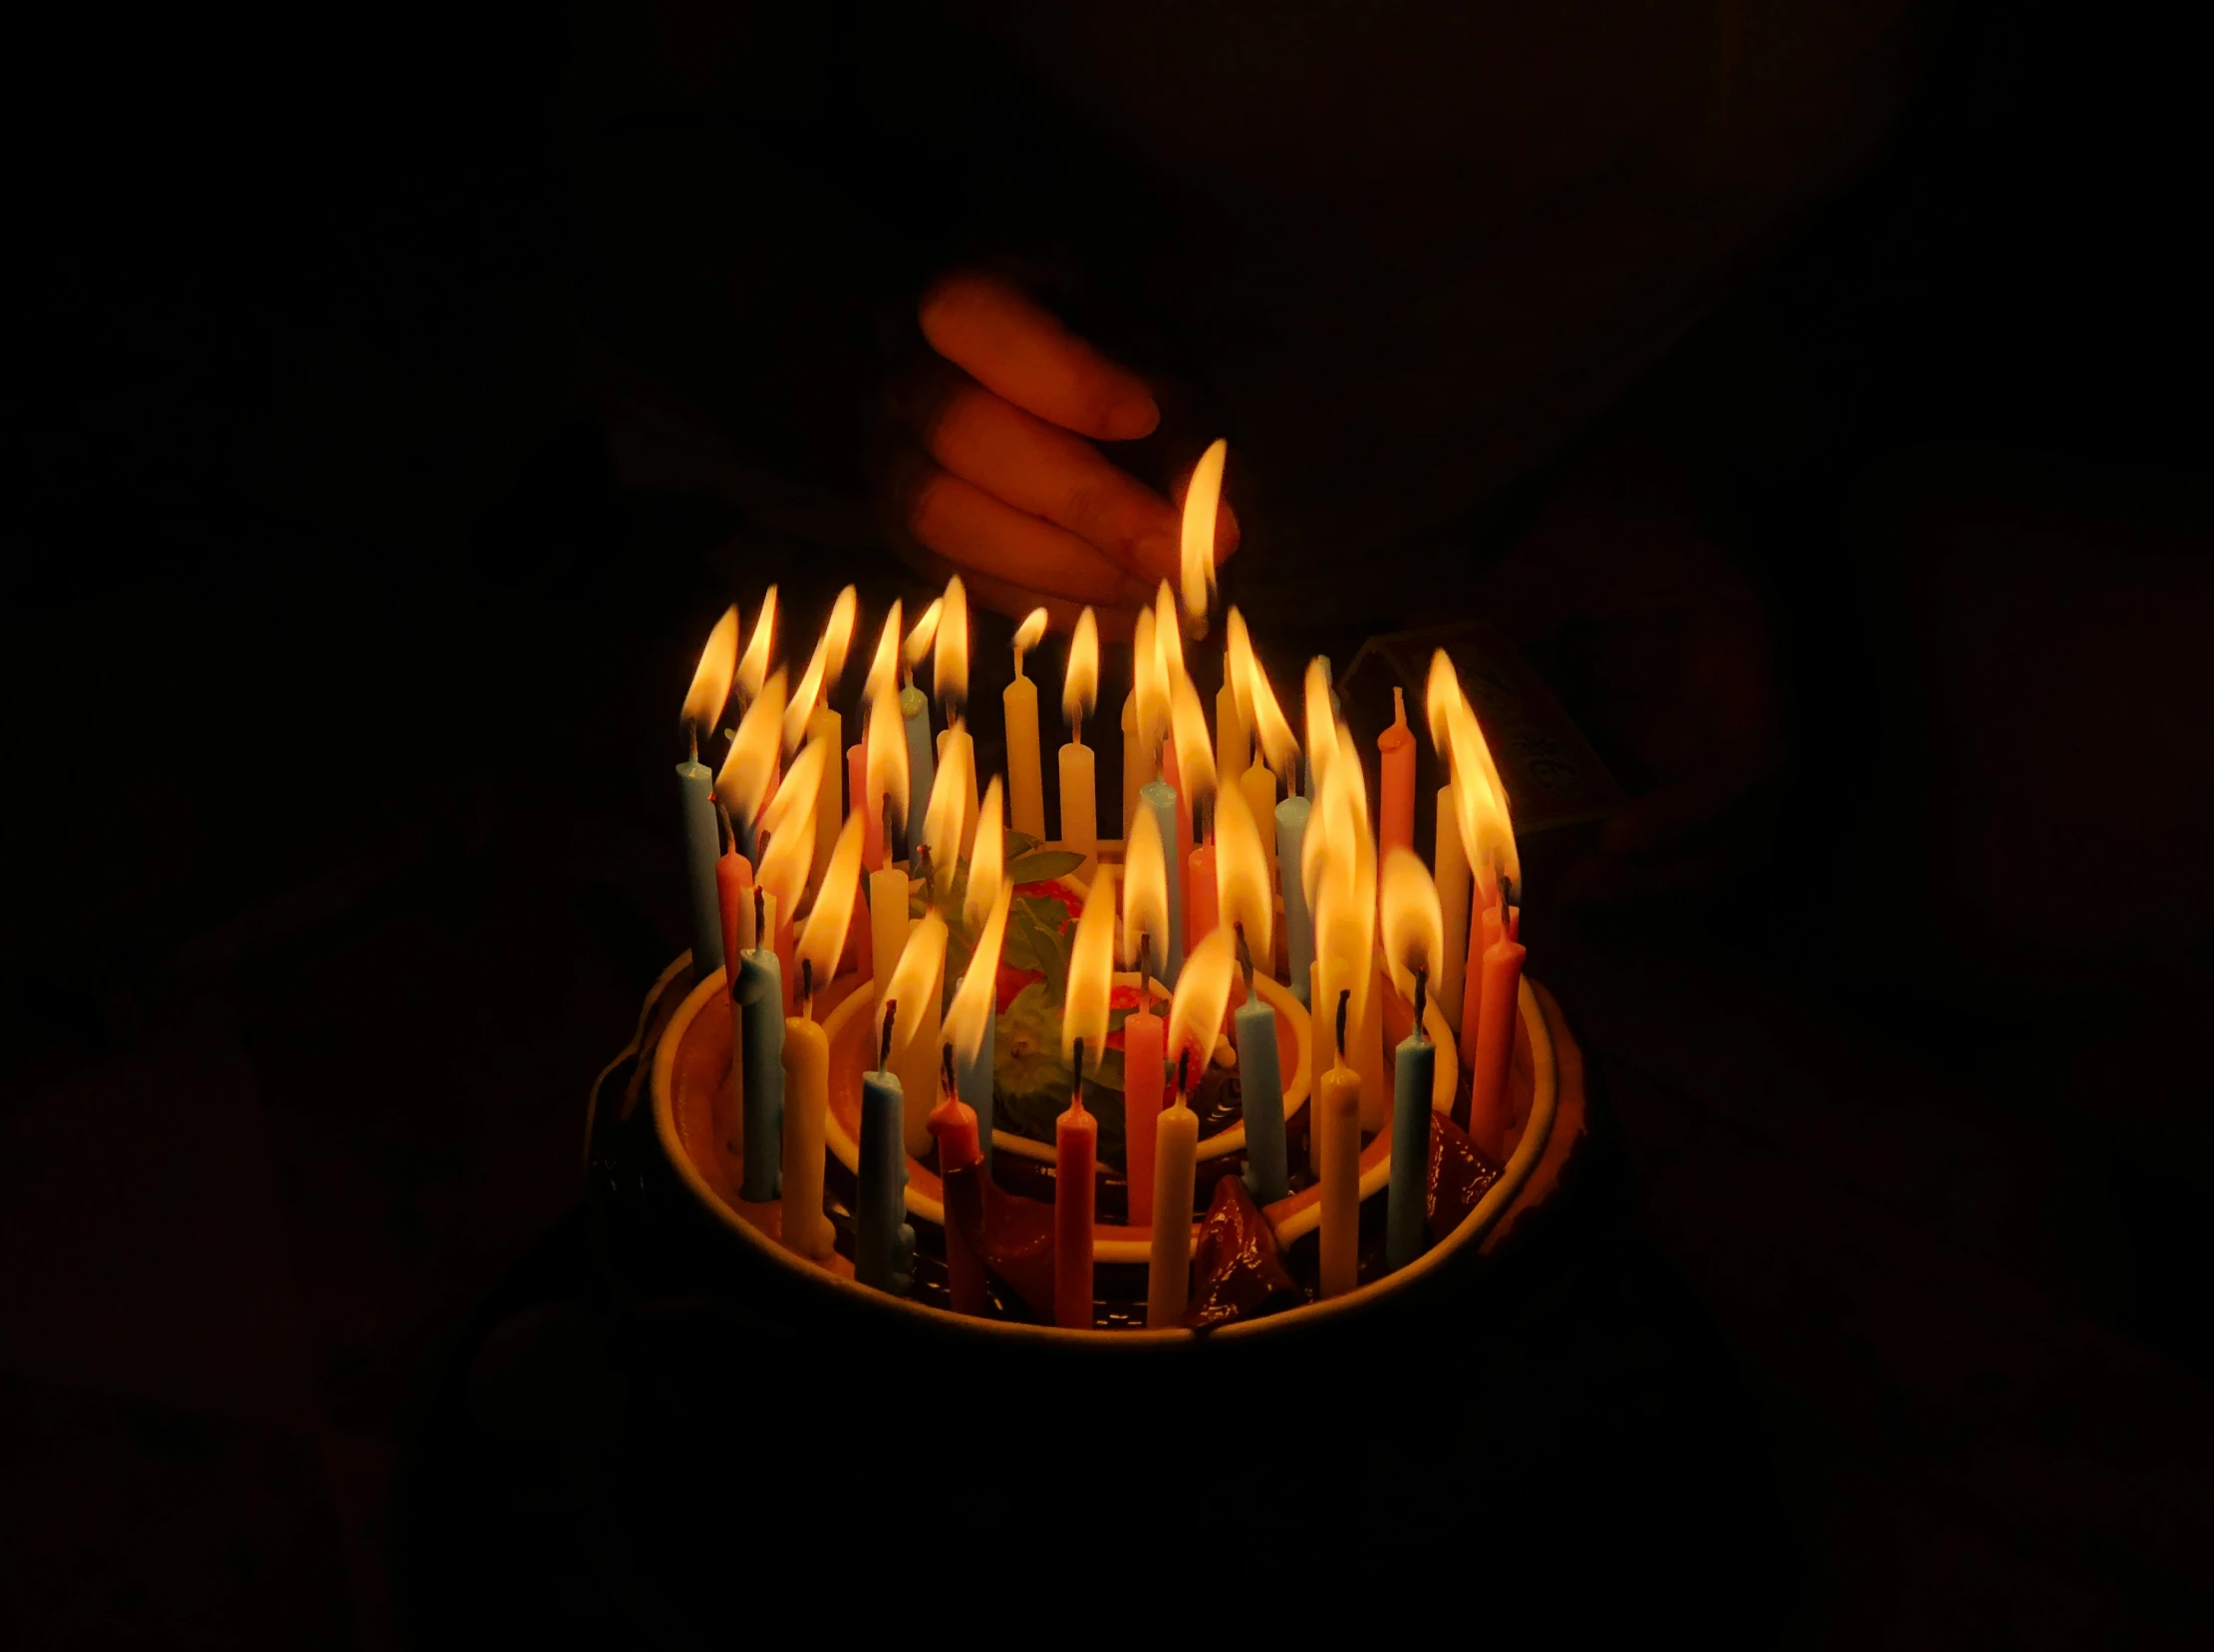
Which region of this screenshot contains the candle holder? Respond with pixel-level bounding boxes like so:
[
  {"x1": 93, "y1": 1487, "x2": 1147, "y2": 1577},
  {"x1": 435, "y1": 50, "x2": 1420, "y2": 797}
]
[{"x1": 628, "y1": 844, "x2": 1584, "y2": 1341}]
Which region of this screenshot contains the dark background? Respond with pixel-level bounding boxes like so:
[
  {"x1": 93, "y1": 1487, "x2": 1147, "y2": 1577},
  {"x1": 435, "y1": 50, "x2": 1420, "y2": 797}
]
[{"x1": 5, "y1": 1, "x2": 2210, "y2": 1643}]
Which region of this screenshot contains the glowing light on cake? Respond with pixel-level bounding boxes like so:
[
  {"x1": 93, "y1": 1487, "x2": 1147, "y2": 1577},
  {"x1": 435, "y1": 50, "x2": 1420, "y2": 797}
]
[
  {"x1": 1214, "y1": 779, "x2": 1272, "y2": 964},
  {"x1": 1062, "y1": 871, "x2": 1116, "y2": 1073},
  {"x1": 796, "y1": 811, "x2": 864, "y2": 998},
  {"x1": 681, "y1": 605, "x2": 738, "y2": 737},
  {"x1": 946, "y1": 876, "x2": 1012, "y2": 1070},
  {"x1": 1122, "y1": 804, "x2": 1170, "y2": 979},
  {"x1": 781, "y1": 585, "x2": 858, "y2": 754},
  {"x1": 865, "y1": 599, "x2": 903, "y2": 707},
  {"x1": 1179, "y1": 437, "x2": 1228, "y2": 635},
  {"x1": 1166, "y1": 926, "x2": 1236, "y2": 1077},
  {"x1": 715, "y1": 668, "x2": 787, "y2": 837},
  {"x1": 735, "y1": 586, "x2": 777, "y2": 707},
  {"x1": 933, "y1": 576, "x2": 969, "y2": 713},
  {"x1": 1062, "y1": 606, "x2": 1098, "y2": 732},
  {"x1": 1380, "y1": 847, "x2": 1445, "y2": 1006},
  {"x1": 965, "y1": 775, "x2": 1005, "y2": 932},
  {"x1": 921, "y1": 716, "x2": 972, "y2": 885},
  {"x1": 863, "y1": 678, "x2": 909, "y2": 852}
]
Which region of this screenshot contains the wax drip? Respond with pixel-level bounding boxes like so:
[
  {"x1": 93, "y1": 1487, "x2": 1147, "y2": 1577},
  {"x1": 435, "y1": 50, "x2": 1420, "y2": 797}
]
[
  {"x1": 878, "y1": 1002, "x2": 897, "y2": 1073},
  {"x1": 1336, "y1": 988, "x2": 1351, "y2": 1066},
  {"x1": 1069, "y1": 1038, "x2": 1087, "y2": 1111}
]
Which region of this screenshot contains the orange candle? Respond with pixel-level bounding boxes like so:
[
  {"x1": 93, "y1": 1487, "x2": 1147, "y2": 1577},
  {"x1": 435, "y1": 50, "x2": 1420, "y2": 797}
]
[
  {"x1": 1469, "y1": 922, "x2": 1526, "y2": 1163},
  {"x1": 1377, "y1": 686, "x2": 1417, "y2": 863},
  {"x1": 1122, "y1": 998, "x2": 1166, "y2": 1229},
  {"x1": 1055, "y1": 1087, "x2": 1097, "y2": 1329},
  {"x1": 1459, "y1": 879, "x2": 1488, "y2": 1072},
  {"x1": 713, "y1": 841, "x2": 754, "y2": 985},
  {"x1": 927, "y1": 1058, "x2": 988, "y2": 1316}
]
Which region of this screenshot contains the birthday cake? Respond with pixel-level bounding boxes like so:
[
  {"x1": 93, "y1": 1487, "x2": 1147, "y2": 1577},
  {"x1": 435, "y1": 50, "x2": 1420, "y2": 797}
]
[{"x1": 634, "y1": 442, "x2": 1578, "y2": 1339}]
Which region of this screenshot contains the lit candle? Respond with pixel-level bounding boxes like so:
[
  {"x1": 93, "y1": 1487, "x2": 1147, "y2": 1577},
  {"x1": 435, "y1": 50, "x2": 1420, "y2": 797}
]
[
  {"x1": 933, "y1": 577, "x2": 972, "y2": 855},
  {"x1": 849, "y1": 743, "x2": 877, "y2": 868},
  {"x1": 1433, "y1": 657, "x2": 1514, "y2": 1071},
  {"x1": 1120, "y1": 686, "x2": 1147, "y2": 838},
  {"x1": 921, "y1": 719, "x2": 972, "y2": 903},
  {"x1": 1003, "y1": 607, "x2": 1048, "y2": 840},
  {"x1": 926, "y1": 1047, "x2": 987, "y2": 1315},
  {"x1": 733, "y1": 587, "x2": 777, "y2": 711},
  {"x1": 883, "y1": 913, "x2": 948, "y2": 1157},
  {"x1": 1381, "y1": 848, "x2": 1443, "y2": 1269},
  {"x1": 1057, "y1": 871, "x2": 1117, "y2": 1330},
  {"x1": 1305, "y1": 717, "x2": 1384, "y2": 1128},
  {"x1": 856, "y1": 1011, "x2": 914, "y2": 1294},
  {"x1": 948, "y1": 830, "x2": 1010, "y2": 1167},
  {"x1": 1216, "y1": 782, "x2": 1287, "y2": 1204},
  {"x1": 1275, "y1": 794, "x2": 1312, "y2": 1005},
  {"x1": 1120, "y1": 810, "x2": 1171, "y2": 1229},
  {"x1": 1178, "y1": 438, "x2": 1228, "y2": 636},
  {"x1": 779, "y1": 587, "x2": 856, "y2": 888},
  {"x1": 1169, "y1": 660, "x2": 1219, "y2": 953},
  {"x1": 710, "y1": 807, "x2": 753, "y2": 1155},
  {"x1": 1231, "y1": 615, "x2": 1305, "y2": 998},
  {"x1": 678, "y1": 605, "x2": 739, "y2": 979},
  {"x1": 1137, "y1": 782, "x2": 1183, "y2": 985},
  {"x1": 1226, "y1": 610, "x2": 1289, "y2": 902},
  {"x1": 755, "y1": 731, "x2": 827, "y2": 1006},
  {"x1": 1471, "y1": 890, "x2": 1526, "y2": 1165},
  {"x1": 1426, "y1": 650, "x2": 1471, "y2": 1034},
  {"x1": 782, "y1": 813, "x2": 861, "y2": 1260},
  {"x1": 736, "y1": 889, "x2": 784, "y2": 1202},
  {"x1": 714, "y1": 669, "x2": 788, "y2": 862},
  {"x1": 1216, "y1": 678, "x2": 1249, "y2": 789},
  {"x1": 1317, "y1": 988, "x2": 1363, "y2": 1299},
  {"x1": 899, "y1": 598, "x2": 941, "y2": 856},
  {"x1": 1377, "y1": 686, "x2": 1417, "y2": 863},
  {"x1": 863, "y1": 678, "x2": 911, "y2": 1015},
  {"x1": 1057, "y1": 606, "x2": 1099, "y2": 857},
  {"x1": 1146, "y1": 1071, "x2": 1199, "y2": 1327}
]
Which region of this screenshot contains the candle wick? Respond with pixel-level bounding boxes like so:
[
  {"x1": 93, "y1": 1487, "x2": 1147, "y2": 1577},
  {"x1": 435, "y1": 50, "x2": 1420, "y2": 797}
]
[
  {"x1": 1235, "y1": 922, "x2": 1252, "y2": 991},
  {"x1": 1336, "y1": 988, "x2": 1351, "y2": 1066},
  {"x1": 1014, "y1": 648, "x2": 1025, "y2": 682},
  {"x1": 1072, "y1": 709, "x2": 1083, "y2": 748},
  {"x1": 1069, "y1": 1037, "x2": 1086, "y2": 1113},
  {"x1": 753, "y1": 886, "x2": 766, "y2": 943},
  {"x1": 688, "y1": 723, "x2": 699, "y2": 766},
  {"x1": 1501, "y1": 874, "x2": 1516, "y2": 914},
  {"x1": 1413, "y1": 965, "x2": 1428, "y2": 1032},
  {"x1": 941, "y1": 1042, "x2": 956, "y2": 1100},
  {"x1": 879, "y1": 1002, "x2": 897, "y2": 1073},
  {"x1": 802, "y1": 958, "x2": 814, "y2": 1021},
  {"x1": 1176, "y1": 1044, "x2": 1190, "y2": 1101}
]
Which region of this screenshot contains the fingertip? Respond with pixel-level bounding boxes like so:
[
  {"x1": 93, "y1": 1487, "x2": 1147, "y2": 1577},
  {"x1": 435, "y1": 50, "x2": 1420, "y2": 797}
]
[{"x1": 1103, "y1": 396, "x2": 1160, "y2": 441}]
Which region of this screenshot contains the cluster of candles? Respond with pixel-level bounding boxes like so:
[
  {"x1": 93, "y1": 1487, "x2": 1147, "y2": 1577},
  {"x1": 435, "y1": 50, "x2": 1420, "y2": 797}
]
[{"x1": 674, "y1": 441, "x2": 1524, "y2": 1330}]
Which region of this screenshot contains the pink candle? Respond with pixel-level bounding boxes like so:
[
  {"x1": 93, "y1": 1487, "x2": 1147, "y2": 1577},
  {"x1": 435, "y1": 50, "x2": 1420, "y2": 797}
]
[
  {"x1": 1469, "y1": 926, "x2": 1526, "y2": 1162},
  {"x1": 1055, "y1": 1093, "x2": 1097, "y2": 1329},
  {"x1": 1377, "y1": 687, "x2": 1417, "y2": 863},
  {"x1": 1121, "y1": 1001, "x2": 1166, "y2": 1229}
]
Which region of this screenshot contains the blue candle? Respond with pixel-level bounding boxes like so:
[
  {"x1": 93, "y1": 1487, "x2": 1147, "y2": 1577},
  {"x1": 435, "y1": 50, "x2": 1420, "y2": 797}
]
[
  {"x1": 1140, "y1": 778, "x2": 1184, "y2": 985},
  {"x1": 1276, "y1": 794, "x2": 1313, "y2": 1005},
  {"x1": 1387, "y1": 983, "x2": 1436, "y2": 1269},
  {"x1": 900, "y1": 683, "x2": 935, "y2": 857},
  {"x1": 953, "y1": 972, "x2": 994, "y2": 1167},
  {"x1": 1236, "y1": 991, "x2": 1289, "y2": 1204},
  {"x1": 736, "y1": 940, "x2": 784, "y2": 1202},
  {"x1": 857, "y1": 1044, "x2": 915, "y2": 1293},
  {"x1": 678, "y1": 754, "x2": 724, "y2": 978}
]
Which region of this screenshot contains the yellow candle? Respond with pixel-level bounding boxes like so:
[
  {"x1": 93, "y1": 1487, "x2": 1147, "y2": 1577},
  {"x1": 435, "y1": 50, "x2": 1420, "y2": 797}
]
[
  {"x1": 779, "y1": 1014, "x2": 835, "y2": 1258},
  {"x1": 1434, "y1": 780, "x2": 1470, "y2": 1036},
  {"x1": 1317, "y1": 1060, "x2": 1363, "y2": 1298},
  {"x1": 1121, "y1": 688, "x2": 1147, "y2": 836},
  {"x1": 1240, "y1": 763, "x2": 1277, "y2": 902},
  {"x1": 868, "y1": 867, "x2": 908, "y2": 1017},
  {"x1": 1145, "y1": 1098, "x2": 1200, "y2": 1326},
  {"x1": 807, "y1": 705, "x2": 841, "y2": 892},
  {"x1": 1058, "y1": 740, "x2": 1097, "y2": 858},
  {"x1": 1003, "y1": 673, "x2": 1045, "y2": 841},
  {"x1": 1216, "y1": 679, "x2": 1249, "y2": 786}
]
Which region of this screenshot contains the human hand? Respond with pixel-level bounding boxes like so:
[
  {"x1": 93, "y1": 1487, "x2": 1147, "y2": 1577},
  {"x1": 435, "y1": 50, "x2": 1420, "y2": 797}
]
[{"x1": 881, "y1": 271, "x2": 1238, "y2": 635}]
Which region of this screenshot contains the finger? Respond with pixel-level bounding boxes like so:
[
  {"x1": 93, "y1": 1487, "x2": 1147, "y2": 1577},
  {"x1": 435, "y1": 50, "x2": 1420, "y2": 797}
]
[
  {"x1": 919, "y1": 272, "x2": 1159, "y2": 441},
  {"x1": 925, "y1": 383, "x2": 1182, "y2": 583},
  {"x1": 907, "y1": 464, "x2": 1157, "y2": 609}
]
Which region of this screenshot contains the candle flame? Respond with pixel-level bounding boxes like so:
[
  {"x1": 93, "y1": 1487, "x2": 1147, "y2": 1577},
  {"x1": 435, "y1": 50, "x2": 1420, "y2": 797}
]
[
  {"x1": 1303, "y1": 731, "x2": 1376, "y2": 1033},
  {"x1": 1152, "y1": 580, "x2": 1186, "y2": 689},
  {"x1": 796, "y1": 811, "x2": 864, "y2": 995},
  {"x1": 780, "y1": 586, "x2": 859, "y2": 753},
  {"x1": 1303, "y1": 657, "x2": 1341, "y2": 786},
  {"x1": 681, "y1": 605, "x2": 739, "y2": 735},
  {"x1": 1167, "y1": 926, "x2": 1236, "y2": 1080},
  {"x1": 1228, "y1": 607, "x2": 1300, "y2": 780},
  {"x1": 1425, "y1": 647, "x2": 1458, "y2": 767},
  {"x1": 735, "y1": 587, "x2": 777, "y2": 705},
  {"x1": 1380, "y1": 846, "x2": 1445, "y2": 1008},
  {"x1": 1438, "y1": 676, "x2": 1519, "y2": 888},
  {"x1": 876, "y1": 911, "x2": 949, "y2": 1077},
  {"x1": 1132, "y1": 605, "x2": 1167, "y2": 758},
  {"x1": 1215, "y1": 778, "x2": 1272, "y2": 964},
  {"x1": 1179, "y1": 437, "x2": 1228, "y2": 632},
  {"x1": 1427, "y1": 649, "x2": 1508, "y2": 809},
  {"x1": 946, "y1": 877, "x2": 1012, "y2": 1069},
  {"x1": 1121, "y1": 804, "x2": 1170, "y2": 979},
  {"x1": 714, "y1": 668, "x2": 787, "y2": 829},
  {"x1": 1168, "y1": 666, "x2": 1218, "y2": 813},
  {"x1": 755, "y1": 764, "x2": 815, "y2": 924},
  {"x1": 966, "y1": 775, "x2": 1005, "y2": 932},
  {"x1": 1061, "y1": 606, "x2": 1099, "y2": 729},
  {"x1": 904, "y1": 597, "x2": 942, "y2": 673},
  {"x1": 864, "y1": 678, "x2": 909, "y2": 848},
  {"x1": 1012, "y1": 607, "x2": 1047, "y2": 675},
  {"x1": 757, "y1": 732, "x2": 829, "y2": 839},
  {"x1": 922, "y1": 715, "x2": 972, "y2": 879},
  {"x1": 933, "y1": 575, "x2": 969, "y2": 710},
  {"x1": 1062, "y1": 869, "x2": 1116, "y2": 1072},
  {"x1": 867, "y1": 599, "x2": 904, "y2": 707}
]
